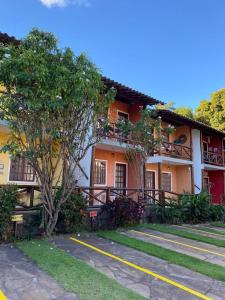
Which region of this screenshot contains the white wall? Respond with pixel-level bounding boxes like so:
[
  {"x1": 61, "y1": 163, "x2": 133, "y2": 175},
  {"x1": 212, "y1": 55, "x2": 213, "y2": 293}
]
[
  {"x1": 192, "y1": 129, "x2": 202, "y2": 193},
  {"x1": 75, "y1": 145, "x2": 92, "y2": 186}
]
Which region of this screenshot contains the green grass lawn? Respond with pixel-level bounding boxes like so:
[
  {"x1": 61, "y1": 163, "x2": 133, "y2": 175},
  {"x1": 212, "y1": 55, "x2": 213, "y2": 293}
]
[
  {"x1": 97, "y1": 231, "x2": 225, "y2": 282},
  {"x1": 210, "y1": 222, "x2": 225, "y2": 229},
  {"x1": 141, "y1": 224, "x2": 225, "y2": 247},
  {"x1": 17, "y1": 240, "x2": 146, "y2": 300},
  {"x1": 183, "y1": 226, "x2": 225, "y2": 236}
]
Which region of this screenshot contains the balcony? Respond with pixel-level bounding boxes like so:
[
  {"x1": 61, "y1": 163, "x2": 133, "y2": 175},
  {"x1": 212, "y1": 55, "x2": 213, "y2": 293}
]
[
  {"x1": 203, "y1": 151, "x2": 225, "y2": 167},
  {"x1": 96, "y1": 121, "x2": 141, "y2": 147},
  {"x1": 159, "y1": 141, "x2": 192, "y2": 161}
]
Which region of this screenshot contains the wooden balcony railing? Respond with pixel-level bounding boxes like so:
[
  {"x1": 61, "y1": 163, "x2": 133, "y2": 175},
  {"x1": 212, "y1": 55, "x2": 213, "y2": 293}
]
[
  {"x1": 74, "y1": 186, "x2": 181, "y2": 207},
  {"x1": 96, "y1": 122, "x2": 141, "y2": 146},
  {"x1": 203, "y1": 151, "x2": 225, "y2": 166},
  {"x1": 160, "y1": 141, "x2": 192, "y2": 160},
  {"x1": 11, "y1": 185, "x2": 182, "y2": 210}
]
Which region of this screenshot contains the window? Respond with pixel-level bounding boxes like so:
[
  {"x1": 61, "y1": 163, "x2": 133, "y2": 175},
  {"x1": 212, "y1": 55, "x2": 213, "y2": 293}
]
[
  {"x1": 9, "y1": 155, "x2": 35, "y2": 182},
  {"x1": 117, "y1": 111, "x2": 128, "y2": 122},
  {"x1": 94, "y1": 160, "x2": 106, "y2": 185},
  {"x1": 203, "y1": 177, "x2": 210, "y2": 192},
  {"x1": 162, "y1": 172, "x2": 172, "y2": 192}
]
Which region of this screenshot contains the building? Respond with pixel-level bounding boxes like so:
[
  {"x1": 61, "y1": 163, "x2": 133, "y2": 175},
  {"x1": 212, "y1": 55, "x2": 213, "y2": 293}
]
[
  {"x1": 83, "y1": 83, "x2": 225, "y2": 205},
  {"x1": 1, "y1": 32, "x2": 225, "y2": 206}
]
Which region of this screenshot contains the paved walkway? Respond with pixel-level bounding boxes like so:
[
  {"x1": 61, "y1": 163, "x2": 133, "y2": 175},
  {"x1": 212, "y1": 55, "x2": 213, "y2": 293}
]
[
  {"x1": 0, "y1": 244, "x2": 78, "y2": 300},
  {"x1": 53, "y1": 234, "x2": 225, "y2": 300},
  {"x1": 125, "y1": 228, "x2": 225, "y2": 267},
  {"x1": 171, "y1": 225, "x2": 225, "y2": 240}
]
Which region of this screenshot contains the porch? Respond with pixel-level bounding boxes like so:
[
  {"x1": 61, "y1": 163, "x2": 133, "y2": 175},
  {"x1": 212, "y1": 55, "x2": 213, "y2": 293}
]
[{"x1": 145, "y1": 162, "x2": 193, "y2": 198}]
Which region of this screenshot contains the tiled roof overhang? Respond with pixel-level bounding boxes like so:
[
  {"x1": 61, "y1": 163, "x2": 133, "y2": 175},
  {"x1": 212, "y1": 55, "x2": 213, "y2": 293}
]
[
  {"x1": 157, "y1": 109, "x2": 225, "y2": 138},
  {"x1": 0, "y1": 32, "x2": 20, "y2": 45},
  {"x1": 102, "y1": 76, "x2": 164, "y2": 106}
]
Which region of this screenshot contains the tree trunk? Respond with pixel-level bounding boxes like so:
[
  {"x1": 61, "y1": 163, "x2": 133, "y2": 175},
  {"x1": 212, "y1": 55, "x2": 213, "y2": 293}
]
[{"x1": 45, "y1": 208, "x2": 60, "y2": 236}]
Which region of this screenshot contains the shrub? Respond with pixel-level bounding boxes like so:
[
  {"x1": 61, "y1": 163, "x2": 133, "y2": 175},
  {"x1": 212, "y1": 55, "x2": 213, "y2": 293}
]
[
  {"x1": 209, "y1": 204, "x2": 224, "y2": 221},
  {"x1": 180, "y1": 191, "x2": 212, "y2": 223},
  {"x1": 97, "y1": 197, "x2": 143, "y2": 229},
  {"x1": 0, "y1": 185, "x2": 17, "y2": 241},
  {"x1": 146, "y1": 191, "x2": 225, "y2": 225},
  {"x1": 155, "y1": 203, "x2": 183, "y2": 224},
  {"x1": 57, "y1": 192, "x2": 87, "y2": 233}
]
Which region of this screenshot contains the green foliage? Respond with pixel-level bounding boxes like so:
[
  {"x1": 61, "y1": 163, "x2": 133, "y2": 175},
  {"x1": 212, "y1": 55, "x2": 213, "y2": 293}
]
[
  {"x1": 116, "y1": 108, "x2": 162, "y2": 156},
  {"x1": 176, "y1": 89, "x2": 225, "y2": 131},
  {"x1": 0, "y1": 28, "x2": 115, "y2": 235},
  {"x1": 152, "y1": 191, "x2": 224, "y2": 224},
  {"x1": 57, "y1": 192, "x2": 87, "y2": 233},
  {"x1": 155, "y1": 203, "x2": 183, "y2": 224},
  {"x1": 195, "y1": 99, "x2": 211, "y2": 125},
  {"x1": 174, "y1": 106, "x2": 194, "y2": 119},
  {"x1": 98, "y1": 198, "x2": 143, "y2": 229},
  {"x1": 0, "y1": 185, "x2": 17, "y2": 240},
  {"x1": 180, "y1": 191, "x2": 224, "y2": 223}
]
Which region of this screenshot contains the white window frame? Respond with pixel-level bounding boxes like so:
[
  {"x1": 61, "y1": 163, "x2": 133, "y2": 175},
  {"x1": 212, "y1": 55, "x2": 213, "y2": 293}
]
[{"x1": 93, "y1": 159, "x2": 107, "y2": 186}]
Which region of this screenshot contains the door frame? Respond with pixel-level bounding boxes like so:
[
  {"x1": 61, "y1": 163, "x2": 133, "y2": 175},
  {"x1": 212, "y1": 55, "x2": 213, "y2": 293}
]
[
  {"x1": 145, "y1": 170, "x2": 156, "y2": 190},
  {"x1": 114, "y1": 161, "x2": 128, "y2": 189},
  {"x1": 162, "y1": 171, "x2": 173, "y2": 192}
]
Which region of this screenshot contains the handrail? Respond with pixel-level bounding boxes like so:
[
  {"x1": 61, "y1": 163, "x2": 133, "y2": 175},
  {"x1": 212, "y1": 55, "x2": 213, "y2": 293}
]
[
  {"x1": 203, "y1": 151, "x2": 225, "y2": 166},
  {"x1": 96, "y1": 121, "x2": 193, "y2": 161},
  {"x1": 160, "y1": 141, "x2": 192, "y2": 160},
  {"x1": 96, "y1": 121, "x2": 142, "y2": 146}
]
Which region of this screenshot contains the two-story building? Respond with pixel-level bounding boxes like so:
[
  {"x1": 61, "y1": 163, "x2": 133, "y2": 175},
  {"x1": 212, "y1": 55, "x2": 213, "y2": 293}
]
[
  {"x1": 82, "y1": 80, "x2": 225, "y2": 205},
  {"x1": 1, "y1": 32, "x2": 225, "y2": 205}
]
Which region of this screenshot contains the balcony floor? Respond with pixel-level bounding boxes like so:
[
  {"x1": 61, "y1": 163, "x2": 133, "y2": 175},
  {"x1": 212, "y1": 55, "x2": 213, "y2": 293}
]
[{"x1": 147, "y1": 155, "x2": 193, "y2": 166}]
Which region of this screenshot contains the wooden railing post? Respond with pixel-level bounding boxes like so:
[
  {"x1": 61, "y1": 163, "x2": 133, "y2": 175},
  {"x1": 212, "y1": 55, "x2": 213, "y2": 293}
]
[
  {"x1": 30, "y1": 187, "x2": 34, "y2": 208},
  {"x1": 106, "y1": 187, "x2": 110, "y2": 203}
]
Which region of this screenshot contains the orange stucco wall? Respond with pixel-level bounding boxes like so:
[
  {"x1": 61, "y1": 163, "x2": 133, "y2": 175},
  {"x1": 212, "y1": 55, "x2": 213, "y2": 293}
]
[
  {"x1": 161, "y1": 121, "x2": 191, "y2": 147},
  {"x1": 95, "y1": 149, "x2": 127, "y2": 187},
  {"x1": 94, "y1": 148, "x2": 143, "y2": 188},
  {"x1": 108, "y1": 100, "x2": 142, "y2": 124},
  {"x1": 145, "y1": 163, "x2": 192, "y2": 193}
]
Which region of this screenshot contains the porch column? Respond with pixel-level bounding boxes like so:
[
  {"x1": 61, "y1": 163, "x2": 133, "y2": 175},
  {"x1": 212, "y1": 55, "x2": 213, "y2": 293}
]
[
  {"x1": 190, "y1": 164, "x2": 194, "y2": 194},
  {"x1": 157, "y1": 162, "x2": 163, "y2": 203},
  {"x1": 89, "y1": 146, "x2": 96, "y2": 206}
]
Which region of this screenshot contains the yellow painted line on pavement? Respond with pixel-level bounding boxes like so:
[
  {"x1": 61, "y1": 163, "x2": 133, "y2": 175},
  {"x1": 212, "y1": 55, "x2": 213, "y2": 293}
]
[
  {"x1": 0, "y1": 290, "x2": 7, "y2": 300},
  {"x1": 130, "y1": 230, "x2": 225, "y2": 258},
  {"x1": 70, "y1": 237, "x2": 212, "y2": 300},
  {"x1": 172, "y1": 225, "x2": 225, "y2": 238}
]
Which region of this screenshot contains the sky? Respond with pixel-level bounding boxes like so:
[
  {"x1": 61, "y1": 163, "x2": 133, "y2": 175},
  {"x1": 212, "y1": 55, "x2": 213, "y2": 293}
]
[{"x1": 1, "y1": 0, "x2": 225, "y2": 109}]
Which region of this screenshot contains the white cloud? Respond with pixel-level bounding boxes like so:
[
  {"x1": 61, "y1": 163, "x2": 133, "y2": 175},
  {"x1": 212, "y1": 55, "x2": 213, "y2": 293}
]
[{"x1": 40, "y1": 0, "x2": 90, "y2": 8}]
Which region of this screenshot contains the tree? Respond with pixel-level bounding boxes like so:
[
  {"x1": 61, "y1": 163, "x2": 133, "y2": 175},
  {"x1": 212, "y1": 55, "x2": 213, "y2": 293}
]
[
  {"x1": 175, "y1": 106, "x2": 194, "y2": 119},
  {"x1": 0, "y1": 29, "x2": 115, "y2": 236},
  {"x1": 116, "y1": 108, "x2": 173, "y2": 192},
  {"x1": 194, "y1": 100, "x2": 211, "y2": 125}
]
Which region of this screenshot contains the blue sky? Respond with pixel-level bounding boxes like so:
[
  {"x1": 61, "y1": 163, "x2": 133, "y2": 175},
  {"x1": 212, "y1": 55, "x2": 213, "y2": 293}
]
[{"x1": 1, "y1": 0, "x2": 225, "y2": 109}]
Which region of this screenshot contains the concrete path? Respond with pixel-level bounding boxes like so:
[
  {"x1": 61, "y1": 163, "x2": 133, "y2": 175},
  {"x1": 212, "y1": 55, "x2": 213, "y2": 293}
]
[
  {"x1": 53, "y1": 234, "x2": 225, "y2": 300},
  {"x1": 0, "y1": 244, "x2": 78, "y2": 300},
  {"x1": 170, "y1": 225, "x2": 225, "y2": 240},
  {"x1": 125, "y1": 228, "x2": 225, "y2": 267}
]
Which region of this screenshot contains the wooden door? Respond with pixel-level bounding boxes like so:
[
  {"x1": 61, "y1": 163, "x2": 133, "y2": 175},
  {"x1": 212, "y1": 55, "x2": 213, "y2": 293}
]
[
  {"x1": 115, "y1": 163, "x2": 127, "y2": 195},
  {"x1": 145, "y1": 171, "x2": 155, "y2": 201}
]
